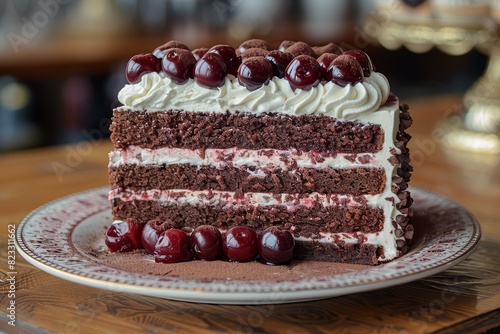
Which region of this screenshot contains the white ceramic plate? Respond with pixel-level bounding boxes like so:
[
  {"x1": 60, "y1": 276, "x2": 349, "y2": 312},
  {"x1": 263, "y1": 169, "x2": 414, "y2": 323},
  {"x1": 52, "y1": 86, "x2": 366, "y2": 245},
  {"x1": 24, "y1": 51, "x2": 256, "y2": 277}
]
[{"x1": 16, "y1": 187, "x2": 481, "y2": 304}]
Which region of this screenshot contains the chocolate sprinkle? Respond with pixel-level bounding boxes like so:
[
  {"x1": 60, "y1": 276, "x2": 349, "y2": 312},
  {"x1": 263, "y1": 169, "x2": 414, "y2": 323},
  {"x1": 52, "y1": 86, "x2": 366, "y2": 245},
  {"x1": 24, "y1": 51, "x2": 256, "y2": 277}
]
[{"x1": 393, "y1": 104, "x2": 414, "y2": 252}]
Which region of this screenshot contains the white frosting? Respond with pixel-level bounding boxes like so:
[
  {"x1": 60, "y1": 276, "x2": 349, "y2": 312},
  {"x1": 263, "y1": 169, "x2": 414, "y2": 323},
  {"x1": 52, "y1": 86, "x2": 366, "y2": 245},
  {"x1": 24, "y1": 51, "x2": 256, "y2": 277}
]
[{"x1": 117, "y1": 72, "x2": 390, "y2": 120}]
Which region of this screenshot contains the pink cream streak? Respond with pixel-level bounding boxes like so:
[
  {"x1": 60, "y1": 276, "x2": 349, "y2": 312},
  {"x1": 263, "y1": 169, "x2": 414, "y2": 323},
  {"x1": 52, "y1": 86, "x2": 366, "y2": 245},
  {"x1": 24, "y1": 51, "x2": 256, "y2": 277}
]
[
  {"x1": 108, "y1": 188, "x2": 379, "y2": 210},
  {"x1": 108, "y1": 146, "x2": 380, "y2": 173}
]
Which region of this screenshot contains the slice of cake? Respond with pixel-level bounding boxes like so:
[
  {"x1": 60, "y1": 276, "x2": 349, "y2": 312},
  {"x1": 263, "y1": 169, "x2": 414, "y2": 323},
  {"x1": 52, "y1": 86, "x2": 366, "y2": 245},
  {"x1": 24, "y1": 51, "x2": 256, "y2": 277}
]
[{"x1": 108, "y1": 39, "x2": 413, "y2": 265}]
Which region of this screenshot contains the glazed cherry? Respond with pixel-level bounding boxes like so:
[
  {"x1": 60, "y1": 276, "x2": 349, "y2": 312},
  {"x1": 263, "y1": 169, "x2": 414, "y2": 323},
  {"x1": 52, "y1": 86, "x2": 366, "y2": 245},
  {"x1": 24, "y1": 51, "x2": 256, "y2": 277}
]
[
  {"x1": 194, "y1": 53, "x2": 227, "y2": 88},
  {"x1": 313, "y1": 43, "x2": 343, "y2": 57},
  {"x1": 190, "y1": 225, "x2": 223, "y2": 260},
  {"x1": 342, "y1": 49, "x2": 373, "y2": 77},
  {"x1": 258, "y1": 227, "x2": 295, "y2": 265},
  {"x1": 105, "y1": 219, "x2": 143, "y2": 252},
  {"x1": 265, "y1": 50, "x2": 294, "y2": 78},
  {"x1": 153, "y1": 40, "x2": 189, "y2": 58},
  {"x1": 278, "y1": 40, "x2": 296, "y2": 52},
  {"x1": 223, "y1": 226, "x2": 258, "y2": 262},
  {"x1": 328, "y1": 55, "x2": 364, "y2": 87},
  {"x1": 238, "y1": 39, "x2": 272, "y2": 55},
  {"x1": 284, "y1": 55, "x2": 321, "y2": 90},
  {"x1": 125, "y1": 53, "x2": 161, "y2": 84},
  {"x1": 207, "y1": 44, "x2": 240, "y2": 76},
  {"x1": 237, "y1": 56, "x2": 273, "y2": 91},
  {"x1": 161, "y1": 48, "x2": 197, "y2": 84},
  {"x1": 154, "y1": 229, "x2": 192, "y2": 263},
  {"x1": 192, "y1": 48, "x2": 209, "y2": 61},
  {"x1": 317, "y1": 53, "x2": 339, "y2": 81},
  {"x1": 285, "y1": 41, "x2": 316, "y2": 58},
  {"x1": 241, "y1": 48, "x2": 269, "y2": 60},
  {"x1": 141, "y1": 219, "x2": 173, "y2": 254}
]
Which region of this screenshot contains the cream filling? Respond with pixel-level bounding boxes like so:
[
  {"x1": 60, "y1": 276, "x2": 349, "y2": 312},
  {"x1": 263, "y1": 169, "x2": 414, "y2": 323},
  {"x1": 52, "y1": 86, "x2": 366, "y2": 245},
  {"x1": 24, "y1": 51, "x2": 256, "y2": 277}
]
[
  {"x1": 109, "y1": 188, "x2": 386, "y2": 208},
  {"x1": 109, "y1": 146, "x2": 381, "y2": 175}
]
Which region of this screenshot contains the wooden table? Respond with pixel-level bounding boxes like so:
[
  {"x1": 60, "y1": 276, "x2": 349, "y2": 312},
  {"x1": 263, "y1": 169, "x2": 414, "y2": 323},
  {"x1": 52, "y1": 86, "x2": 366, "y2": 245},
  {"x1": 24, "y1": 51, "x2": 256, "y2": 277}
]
[{"x1": 0, "y1": 95, "x2": 499, "y2": 333}]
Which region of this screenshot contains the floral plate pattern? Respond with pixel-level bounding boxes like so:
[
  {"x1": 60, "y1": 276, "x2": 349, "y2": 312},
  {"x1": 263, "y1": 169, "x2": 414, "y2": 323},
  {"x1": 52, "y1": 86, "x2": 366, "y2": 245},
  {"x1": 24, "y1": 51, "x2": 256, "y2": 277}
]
[{"x1": 16, "y1": 187, "x2": 481, "y2": 304}]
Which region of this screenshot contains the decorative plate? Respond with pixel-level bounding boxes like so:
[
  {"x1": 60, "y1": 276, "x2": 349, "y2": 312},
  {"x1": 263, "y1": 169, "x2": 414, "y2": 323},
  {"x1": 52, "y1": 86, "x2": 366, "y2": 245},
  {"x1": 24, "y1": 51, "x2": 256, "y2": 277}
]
[{"x1": 16, "y1": 187, "x2": 481, "y2": 304}]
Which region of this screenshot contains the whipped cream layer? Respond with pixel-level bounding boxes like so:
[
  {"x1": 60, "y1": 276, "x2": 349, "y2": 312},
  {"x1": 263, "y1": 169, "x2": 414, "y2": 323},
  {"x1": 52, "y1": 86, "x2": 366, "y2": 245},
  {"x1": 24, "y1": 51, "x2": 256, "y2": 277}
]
[
  {"x1": 110, "y1": 188, "x2": 378, "y2": 208},
  {"x1": 118, "y1": 72, "x2": 390, "y2": 120},
  {"x1": 109, "y1": 146, "x2": 380, "y2": 176}
]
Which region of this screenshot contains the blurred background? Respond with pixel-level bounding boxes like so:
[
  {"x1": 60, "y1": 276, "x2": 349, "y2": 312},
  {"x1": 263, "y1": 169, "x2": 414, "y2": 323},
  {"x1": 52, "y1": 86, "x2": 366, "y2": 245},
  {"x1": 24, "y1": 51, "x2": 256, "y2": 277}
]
[{"x1": 0, "y1": 0, "x2": 488, "y2": 152}]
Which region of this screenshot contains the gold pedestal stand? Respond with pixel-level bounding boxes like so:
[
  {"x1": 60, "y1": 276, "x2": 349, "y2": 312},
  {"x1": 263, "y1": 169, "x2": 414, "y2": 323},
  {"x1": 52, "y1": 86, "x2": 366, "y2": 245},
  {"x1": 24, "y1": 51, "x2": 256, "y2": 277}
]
[
  {"x1": 445, "y1": 43, "x2": 500, "y2": 153},
  {"x1": 366, "y1": 14, "x2": 500, "y2": 154}
]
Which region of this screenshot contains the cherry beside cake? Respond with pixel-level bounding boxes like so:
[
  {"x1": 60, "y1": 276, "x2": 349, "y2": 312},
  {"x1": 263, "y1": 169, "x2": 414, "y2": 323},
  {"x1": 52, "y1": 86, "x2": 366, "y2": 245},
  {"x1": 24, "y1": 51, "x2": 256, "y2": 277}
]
[{"x1": 106, "y1": 39, "x2": 414, "y2": 265}]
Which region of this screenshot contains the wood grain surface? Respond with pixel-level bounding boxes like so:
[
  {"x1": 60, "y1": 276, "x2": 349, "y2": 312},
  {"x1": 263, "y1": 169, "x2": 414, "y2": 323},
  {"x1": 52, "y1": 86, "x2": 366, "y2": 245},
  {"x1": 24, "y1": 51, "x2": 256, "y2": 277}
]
[{"x1": 0, "y1": 95, "x2": 499, "y2": 333}]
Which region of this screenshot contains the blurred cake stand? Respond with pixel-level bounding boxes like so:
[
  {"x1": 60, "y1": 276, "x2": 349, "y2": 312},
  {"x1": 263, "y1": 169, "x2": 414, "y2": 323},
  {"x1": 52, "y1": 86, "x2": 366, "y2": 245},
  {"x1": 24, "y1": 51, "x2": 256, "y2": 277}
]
[{"x1": 366, "y1": 12, "x2": 500, "y2": 154}]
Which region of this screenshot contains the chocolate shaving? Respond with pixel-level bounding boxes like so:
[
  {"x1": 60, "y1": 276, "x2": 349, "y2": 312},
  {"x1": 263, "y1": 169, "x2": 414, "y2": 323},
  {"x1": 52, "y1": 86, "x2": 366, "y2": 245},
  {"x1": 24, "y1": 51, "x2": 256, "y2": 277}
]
[
  {"x1": 404, "y1": 225, "x2": 414, "y2": 240},
  {"x1": 395, "y1": 229, "x2": 404, "y2": 238},
  {"x1": 388, "y1": 155, "x2": 398, "y2": 166}
]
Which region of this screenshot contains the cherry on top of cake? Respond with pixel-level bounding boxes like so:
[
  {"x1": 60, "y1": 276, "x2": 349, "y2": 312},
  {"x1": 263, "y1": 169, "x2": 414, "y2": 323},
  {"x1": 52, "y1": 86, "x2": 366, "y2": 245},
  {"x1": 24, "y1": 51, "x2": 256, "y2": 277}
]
[{"x1": 125, "y1": 39, "x2": 375, "y2": 92}]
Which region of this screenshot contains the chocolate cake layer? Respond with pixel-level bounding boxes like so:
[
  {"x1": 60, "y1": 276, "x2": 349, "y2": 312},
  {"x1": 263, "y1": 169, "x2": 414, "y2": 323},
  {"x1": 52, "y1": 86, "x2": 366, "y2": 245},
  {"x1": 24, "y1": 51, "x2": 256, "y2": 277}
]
[
  {"x1": 109, "y1": 165, "x2": 386, "y2": 195},
  {"x1": 110, "y1": 199, "x2": 384, "y2": 236},
  {"x1": 111, "y1": 109, "x2": 384, "y2": 153},
  {"x1": 294, "y1": 240, "x2": 381, "y2": 265}
]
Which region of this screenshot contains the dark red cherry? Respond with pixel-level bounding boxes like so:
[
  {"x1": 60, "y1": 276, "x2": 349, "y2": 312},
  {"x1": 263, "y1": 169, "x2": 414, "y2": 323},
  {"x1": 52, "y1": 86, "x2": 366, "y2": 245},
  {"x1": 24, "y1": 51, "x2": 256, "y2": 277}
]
[
  {"x1": 192, "y1": 48, "x2": 209, "y2": 61},
  {"x1": 125, "y1": 53, "x2": 161, "y2": 84},
  {"x1": 241, "y1": 48, "x2": 269, "y2": 60},
  {"x1": 258, "y1": 227, "x2": 295, "y2": 265},
  {"x1": 194, "y1": 53, "x2": 227, "y2": 88},
  {"x1": 190, "y1": 225, "x2": 222, "y2": 260},
  {"x1": 313, "y1": 43, "x2": 344, "y2": 57},
  {"x1": 265, "y1": 50, "x2": 294, "y2": 78},
  {"x1": 238, "y1": 39, "x2": 272, "y2": 55},
  {"x1": 141, "y1": 219, "x2": 174, "y2": 254},
  {"x1": 317, "y1": 53, "x2": 339, "y2": 81},
  {"x1": 161, "y1": 48, "x2": 196, "y2": 84},
  {"x1": 154, "y1": 229, "x2": 192, "y2": 263},
  {"x1": 285, "y1": 41, "x2": 316, "y2": 58},
  {"x1": 328, "y1": 55, "x2": 365, "y2": 87},
  {"x1": 278, "y1": 40, "x2": 296, "y2": 52},
  {"x1": 342, "y1": 49, "x2": 373, "y2": 77},
  {"x1": 105, "y1": 219, "x2": 143, "y2": 252},
  {"x1": 237, "y1": 56, "x2": 273, "y2": 91},
  {"x1": 153, "y1": 40, "x2": 190, "y2": 58},
  {"x1": 223, "y1": 226, "x2": 258, "y2": 262},
  {"x1": 284, "y1": 55, "x2": 321, "y2": 90},
  {"x1": 207, "y1": 44, "x2": 240, "y2": 76}
]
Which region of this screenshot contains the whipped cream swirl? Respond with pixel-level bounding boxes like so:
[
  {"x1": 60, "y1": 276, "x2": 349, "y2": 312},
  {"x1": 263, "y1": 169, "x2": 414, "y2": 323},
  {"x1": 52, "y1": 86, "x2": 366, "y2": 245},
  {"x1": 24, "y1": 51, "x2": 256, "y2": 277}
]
[{"x1": 118, "y1": 71, "x2": 390, "y2": 120}]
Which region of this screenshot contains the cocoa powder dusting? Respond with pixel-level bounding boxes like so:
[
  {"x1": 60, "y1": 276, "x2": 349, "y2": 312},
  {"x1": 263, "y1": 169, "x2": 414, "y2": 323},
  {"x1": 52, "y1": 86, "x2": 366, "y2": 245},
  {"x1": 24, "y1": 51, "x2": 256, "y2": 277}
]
[{"x1": 95, "y1": 250, "x2": 369, "y2": 280}]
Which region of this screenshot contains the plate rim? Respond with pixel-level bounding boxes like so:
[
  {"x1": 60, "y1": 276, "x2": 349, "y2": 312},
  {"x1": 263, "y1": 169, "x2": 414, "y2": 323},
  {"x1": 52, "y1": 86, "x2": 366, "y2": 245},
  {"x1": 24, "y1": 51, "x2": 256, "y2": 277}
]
[{"x1": 15, "y1": 186, "x2": 482, "y2": 304}]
